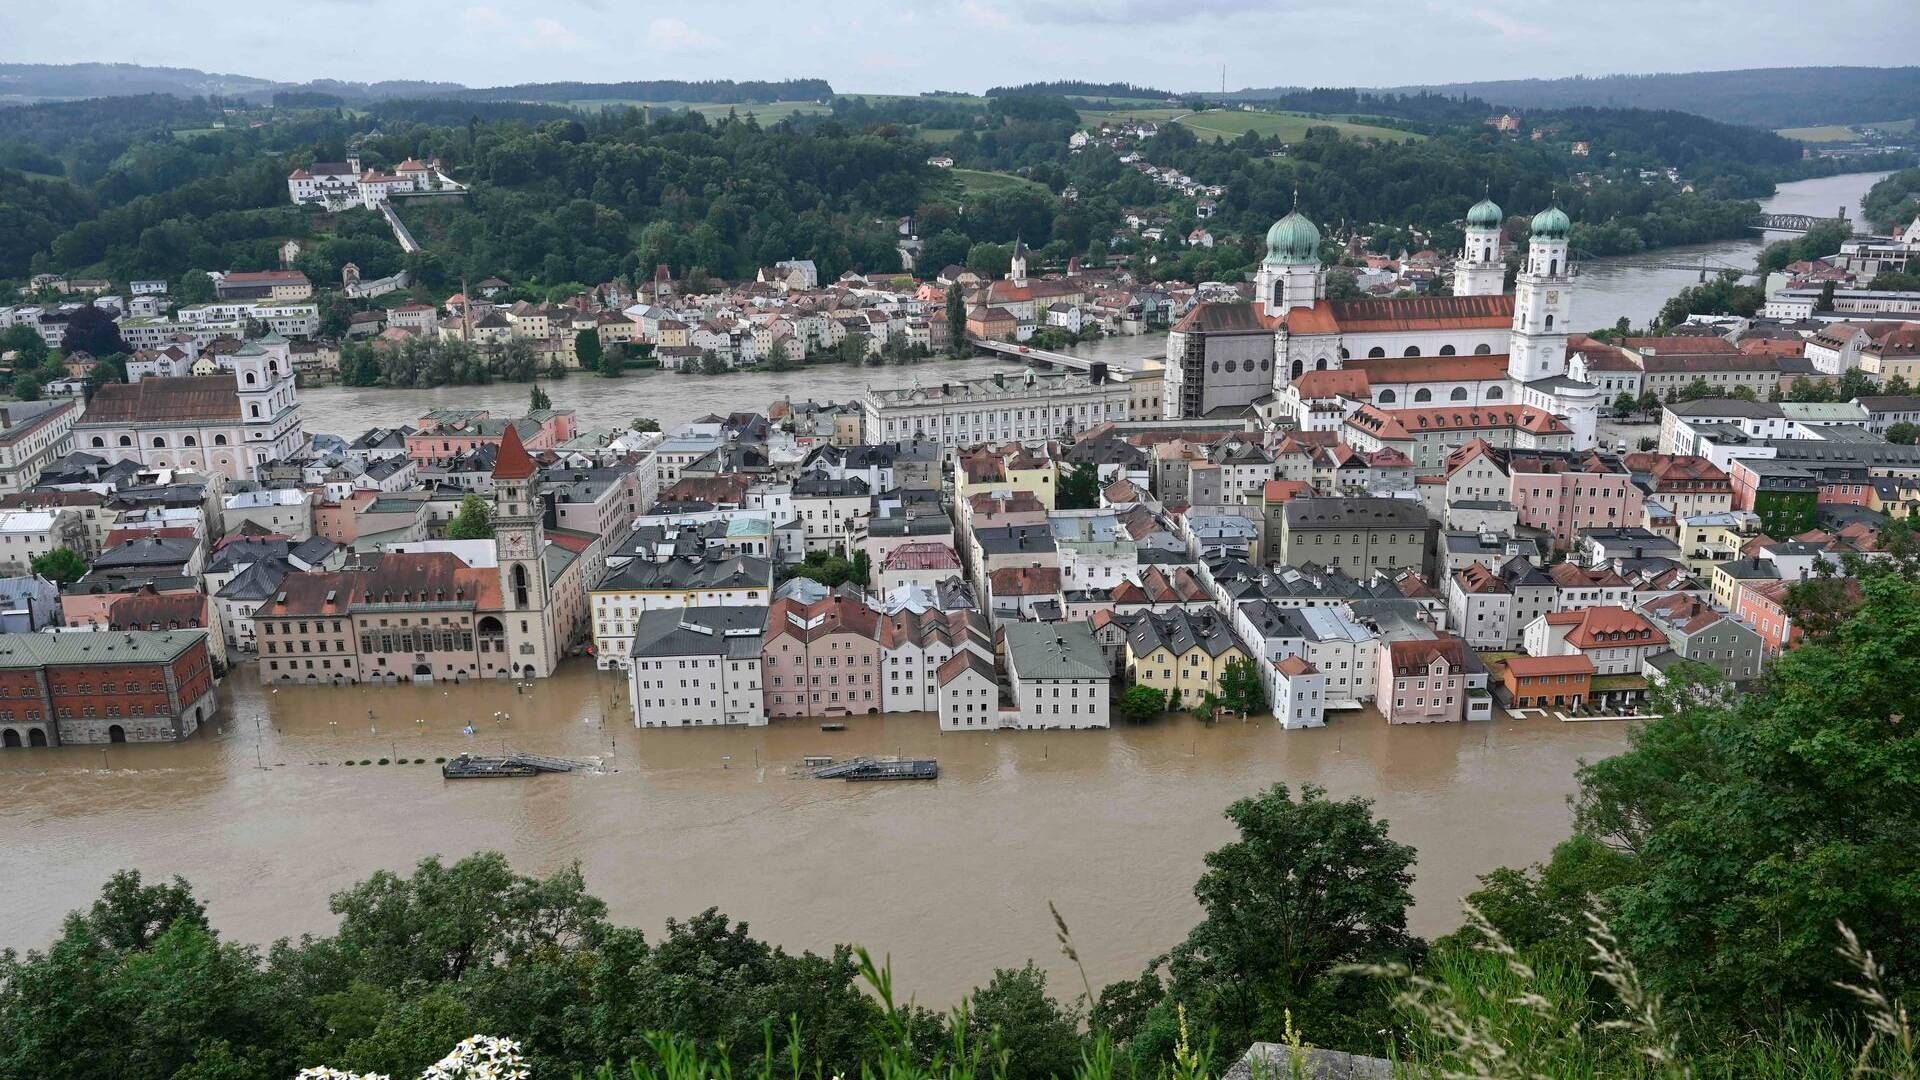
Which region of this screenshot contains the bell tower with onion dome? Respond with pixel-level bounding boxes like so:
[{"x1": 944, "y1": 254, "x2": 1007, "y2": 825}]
[{"x1": 1456, "y1": 193, "x2": 1507, "y2": 297}]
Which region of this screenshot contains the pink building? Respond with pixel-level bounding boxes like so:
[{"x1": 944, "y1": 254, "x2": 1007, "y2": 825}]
[
  {"x1": 405, "y1": 410, "x2": 576, "y2": 468},
  {"x1": 1378, "y1": 635, "x2": 1470, "y2": 724},
  {"x1": 762, "y1": 594, "x2": 883, "y2": 718},
  {"x1": 1447, "y1": 441, "x2": 1642, "y2": 550}
]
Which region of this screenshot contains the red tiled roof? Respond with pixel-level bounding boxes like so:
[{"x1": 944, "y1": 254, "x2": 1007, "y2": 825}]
[
  {"x1": 1347, "y1": 354, "x2": 1511, "y2": 384},
  {"x1": 882, "y1": 542, "x2": 961, "y2": 571},
  {"x1": 1291, "y1": 369, "x2": 1370, "y2": 399},
  {"x1": 1274, "y1": 655, "x2": 1317, "y2": 677},
  {"x1": 1387, "y1": 636, "x2": 1465, "y2": 675},
  {"x1": 1504, "y1": 654, "x2": 1595, "y2": 678},
  {"x1": 1544, "y1": 606, "x2": 1667, "y2": 649},
  {"x1": 1327, "y1": 294, "x2": 1515, "y2": 333},
  {"x1": 490, "y1": 422, "x2": 537, "y2": 481},
  {"x1": 989, "y1": 565, "x2": 1061, "y2": 596},
  {"x1": 80, "y1": 376, "x2": 240, "y2": 425}
]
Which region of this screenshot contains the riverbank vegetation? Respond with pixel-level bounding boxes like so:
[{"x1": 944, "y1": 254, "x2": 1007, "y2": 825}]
[{"x1": 6, "y1": 544, "x2": 1920, "y2": 1079}]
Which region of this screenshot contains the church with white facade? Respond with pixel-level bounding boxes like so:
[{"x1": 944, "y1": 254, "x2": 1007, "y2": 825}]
[{"x1": 1164, "y1": 196, "x2": 1602, "y2": 450}]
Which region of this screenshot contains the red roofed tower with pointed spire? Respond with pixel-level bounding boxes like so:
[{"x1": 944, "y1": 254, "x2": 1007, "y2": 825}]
[
  {"x1": 493, "y1": 421, "x2": 537, "y2": 481},
  {"x1": 491, "y1": 421, "x2": 553, "y2": 677}
]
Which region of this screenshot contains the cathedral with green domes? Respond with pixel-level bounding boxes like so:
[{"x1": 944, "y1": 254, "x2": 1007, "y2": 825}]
[{"x1": 1163, "y1": 195, "x2": 1602, "y2": 453}]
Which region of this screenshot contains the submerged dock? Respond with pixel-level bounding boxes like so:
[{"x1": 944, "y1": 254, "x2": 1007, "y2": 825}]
[
  {"x1": 809, "y1": 756, "x2": 938, "y2": 781},
  {"x1": 442, "y1": 752, "x2": 594, "y2": 779}
]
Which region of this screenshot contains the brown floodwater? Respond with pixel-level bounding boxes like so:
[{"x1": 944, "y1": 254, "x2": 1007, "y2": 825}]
[{"x1": 0, "y1": 662, "x2": 1633, "y2": 1004}]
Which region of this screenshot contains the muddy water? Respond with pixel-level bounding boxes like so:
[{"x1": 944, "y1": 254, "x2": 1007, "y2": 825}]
[{"x1": 0, "y1": 663, "x2": 1632, "y2": 1004}]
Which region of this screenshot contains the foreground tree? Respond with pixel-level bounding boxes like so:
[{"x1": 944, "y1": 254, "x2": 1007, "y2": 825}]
[
  {"x1": 574, "y1": 328, "x2": 603, "y2": 374},
  {"x1": 1476, "y1": 557, "x2": 1920, "y2": 1024},
  {"x1": 1056, "y1": 461, "x2": 1100, "y2": 510},
  {"x1": 1156, "y1": 783, "x2": 1418, "y2": 1055}
]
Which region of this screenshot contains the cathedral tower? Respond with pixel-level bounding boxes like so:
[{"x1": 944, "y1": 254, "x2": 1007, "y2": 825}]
[
  {"x1": 1508, "y1": 205, "x2": 1574, "y2": 383},
  {"x1": 1455, "y1": 194, "x2": 1506, "y2": 297},
  {"x1": 492, "y1": 423, "x2": 553, "y2": 678},
  {"x1": 1009, "y1": 238, "x2": 1028, "y2": 286},
  {"x1": 1254, "y1": 203, "x2": 1324, "y2": 315}
]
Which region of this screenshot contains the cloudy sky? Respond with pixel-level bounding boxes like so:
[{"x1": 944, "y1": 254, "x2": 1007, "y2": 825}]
[{"x1": 2, "y1": 0, "x2": 1915, "y2": 95}]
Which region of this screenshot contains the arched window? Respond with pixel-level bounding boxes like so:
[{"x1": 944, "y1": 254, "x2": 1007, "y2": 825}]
[
  {"x1": 1290, "y1": 359, "x2": 1303, "y2": 379},
  {"x1": 1403, "y1": 346, "x2": 1421, "y2": 357},
  {"x1": 183, "y1": 436, "x2": 197, "y2": 447},
  {"x1": 1549, "y1": 259, "x2": 1558, "y2": 276},
  {"x1": 151, "y1": 436, "x2": 166, "y2": 448},
  {"x1": 1378, "y1": 389, "x2": 1397, "y2": 404},
  {"x1": 1367, "y1": 347, "x2": 1385, "y2": 358},
  {"x1": 1487, "y1": 385, "x2": 1505, "y2": 400},
  {"x1": 244, "y1": 372, "x2": 256, "y2": 386},
  {"x1": 1414, "y1": 388, "x2": 1433, "y2": 403},
  {"x1": 511, "y1": 564, "x2": 530, "y2": 608},
  {"x1": 1315, "y1": 358, "x2": 1328, "y2": 371},
  {"x1": 268, "y1": 361, "x2": 278, "y2": 377},
  {"x1": 90, "y1": 437, "x2": 104, "y2": 448},
  {"x1": 1545, "y1": 314, "x2": 1554, "y2": 330},
  {"x1": 213, "y1": 434, "x2": 228, "y2": 446},
  {"x1": 1439, "y1": 345, "x2": 1457, "y2": 356},
  {"x1": 249, "y1": 404, "x2": 260, "y2": 418},
  {"x1": 1450, "y1": 387, "x2": 1469, "y2": 402},
  {"x1": 1474, "y1": 343, "x2": 1492, "y2": 355},
  {"x1": 118, "y1": 436, "x2": 132, "y2": 447},
  {"x1": 1339, "y1": 347, "x2": 1350, "y2": 360}
]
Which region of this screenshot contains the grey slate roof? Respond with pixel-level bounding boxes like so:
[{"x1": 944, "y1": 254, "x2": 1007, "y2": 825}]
[
  {"x1": 628, "y1": 605, "x2": 768, "y2": 659},
  {"x1": 1005, "y1": 622, "x2": 1107, "y2": 681}
]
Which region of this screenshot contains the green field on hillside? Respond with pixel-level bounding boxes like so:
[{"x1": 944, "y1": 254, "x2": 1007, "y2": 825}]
[
  {"x1": 559, "y1": 99, "x2": 830, "y2": 123},
  {"x1": 943, "y1": 168, "x2": 1047, "y2": 197},
  {"x1": 1075, "y1": 107, "x2": 1421, "y2": 144},
  {"x1": 1777, "y1": 118, "x2": 1915, "y2": 142},
  {"x1": 917, "y1": 127, "x2": 964, "y2": 143}
]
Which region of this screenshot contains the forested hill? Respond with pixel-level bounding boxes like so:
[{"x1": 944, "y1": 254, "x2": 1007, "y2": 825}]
[
  {"x1": 1376, "y1": 66, "x2": 1920, "y2": 129},
  {"x1": 0, "y1": 63, "x2": 831, "y2": 108}
]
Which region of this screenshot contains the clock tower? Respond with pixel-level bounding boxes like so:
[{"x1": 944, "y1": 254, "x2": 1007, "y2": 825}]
[{"x1": 491, "y1": 423, "x2": 554, "y2": 678}]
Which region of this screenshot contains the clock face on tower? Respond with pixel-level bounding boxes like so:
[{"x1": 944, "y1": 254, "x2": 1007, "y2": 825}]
[{"x1": 500, "y1": 531, "x2": 532, "y2": 559}]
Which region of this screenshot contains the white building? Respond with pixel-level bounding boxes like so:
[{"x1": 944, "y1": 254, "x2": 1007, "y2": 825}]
[
  {"x1": 862, "y1": 368, "x2": 1146, "y2": 446},
  {"x1": 627, "y1": 605, "x2": 768, "y2": 727},
  {"x1": 936, "y1": 649, "x2": 1000, "y2": 731},
  {"x1": 1271, "y1": 655, "x2": 1326, "y2": 729},
  {"x1": 1003, "y1": 622, "x2": 1111, "y2": 730}
]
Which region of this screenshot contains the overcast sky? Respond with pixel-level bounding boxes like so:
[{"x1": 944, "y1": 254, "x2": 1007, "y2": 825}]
[{"x1": 3, "y1": 1, "x2": 1916, "y2": 95}]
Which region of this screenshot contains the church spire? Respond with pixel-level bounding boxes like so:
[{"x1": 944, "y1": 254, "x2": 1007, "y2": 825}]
[{"x1": 493, "y1": 423, "x2": 536, "y2": 480}]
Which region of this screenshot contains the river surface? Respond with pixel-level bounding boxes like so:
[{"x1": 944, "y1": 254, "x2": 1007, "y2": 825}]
[
  {"x1": 1569, "y1": 170, "x2": 1891, "y2": 330},
  {"x1": 0, "y1": 664, "x2": 1633, "y2": 1003}
]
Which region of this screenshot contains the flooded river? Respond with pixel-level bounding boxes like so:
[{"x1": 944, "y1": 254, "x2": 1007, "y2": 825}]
[
  {"x1": 1570, "y1": 170, "x2": 1892, "y2": 330},
  {"x1": 0, "y1": 663, "x2": 1633, "y2": 1003}
]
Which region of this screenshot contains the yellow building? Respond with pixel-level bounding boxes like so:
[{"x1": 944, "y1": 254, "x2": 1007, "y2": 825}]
[
  {"x1": 1869, "y1": 477, "x2": 1920, "y2": 520},
  {"x1": 956, "y1": 442, "x2": 1058, "y2": 509},
  {"x1": 1122, "y1": 608, "x2": 1249, "y2": 705},
  {"x1": 1676, "y1": 511, "x2": 1764, "y2": 577}
]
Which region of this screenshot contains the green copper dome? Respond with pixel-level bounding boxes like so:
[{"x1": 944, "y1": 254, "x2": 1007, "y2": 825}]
[
  {"x1": 1530, "y1": 205, "x2": 1571, "y2": 240},
  {"x1": 1466, "y1": 197, "x2": 1503, "y2": 229},
  {"x1": 1264, "y1": 210, "x2": 1321, "y2": 265}
]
